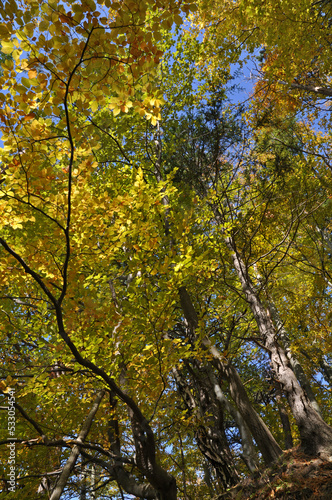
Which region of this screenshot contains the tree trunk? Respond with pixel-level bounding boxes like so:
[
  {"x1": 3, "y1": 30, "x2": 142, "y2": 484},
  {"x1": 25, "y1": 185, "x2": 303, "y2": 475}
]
[
  {"x1": 224, "y1": 362, "x2": 283, "y2": 464},
  {"x1": 107, "y1": 390, "x2": 176, "y2": 499},
  {"x1": 79, "y1": 465, "x2": 87, "y2": 500},
  {"x1": 204, "y1": 365, "x2": 258, "y2": 472},
  {"x1": 173, "y1": 363, "x2": 239, "y2": 490},
  {"x1": 269, "y1": 301, "x2": 322, "y2": 416},
  {"x1": 91, "y1": 464, "x2": 96, "y2": 500},
  {"x1": 275, "y1": 385, "x2": 293, "y2": 450},
  {"x1": 228, "y1": 237, "x2": 332, "y2": 459},
  {"x1": 50, "y1": 391, "x2": 105, "y2": 500},
  {"x1": 129, "y1": 407, "x2": 177, "y2": 500},
  {"x1": 195, "y1": 424, "x2": 238, "y2": 490},
  {"x1": 178, "y1": 286, "x2": 282, "y2": 466}
]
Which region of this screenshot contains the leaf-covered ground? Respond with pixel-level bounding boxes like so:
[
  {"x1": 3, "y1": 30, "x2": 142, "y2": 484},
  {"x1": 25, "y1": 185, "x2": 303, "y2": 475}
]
[{"x1": 216, "y1": 449, "x2": 332, "y2": 499}]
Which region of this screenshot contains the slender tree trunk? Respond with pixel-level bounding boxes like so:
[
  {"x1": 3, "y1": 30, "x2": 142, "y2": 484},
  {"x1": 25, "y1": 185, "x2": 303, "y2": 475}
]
[
  {"x1": 173, "y1": 364, "x2": 239, "y2": 489},
  {"x1": 204, "y1": 365, "x2": 258, "y2": 472},
  {"x1": 224, "y1": 362, "x2": 283, "y2": 464},
  {"x1": 80, "y1": 464, "x2": 87, "y2": 500},
  {"x1": 91, "y1": 464, "x2": 96, "y2": 500},
  {"x1": 50, "y1": 391, "x2": 105, "y2": 500},
  {"x1": 178, "y1": 286, "x2": 282, "y2": 466},
  {"x1": 275, "y1": 385, "x2": 293, "y2": 450},
  {"x1": 318, "y1": 357, "x2": 332, "y2": 387},
  {"x1": 178, "y1": 434, "x2": 191, "y2": 500},
  {"x1": 269, "y1": 302, "x2": 322, "y2": 416},
  {"x1": 203, "y1": 461, "x2": 215, "y2": 497},
  {"x1": 227, "y1": 237, "x2": 332, "y2": 459}
]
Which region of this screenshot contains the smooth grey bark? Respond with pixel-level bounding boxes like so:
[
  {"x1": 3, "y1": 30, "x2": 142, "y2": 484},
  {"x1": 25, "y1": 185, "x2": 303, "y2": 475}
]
[
  {"x1": 318, "y1": 356, "x2": 332, "y2": 387},
  {"x1": 227, "y1": 237, "x2": 332, "y2": 459},
  {"x1": 91, "y1": 464, "x2": 96, "y2": 500},
  {"x1": 179, "y1": 286, "x2": 282, "y2": 466},
  {"x1": 50, "y1": 390, "x2": 105, "y2": 500},
  {"x1": 269, "y1": 302, "x2": 322, "y2": 416},
  {"x1": 203, "y1": 365, "x2": 258, "y2": 472},
  {"x1": 224, "y1": 362, "x2": 283, "y2": 464}
]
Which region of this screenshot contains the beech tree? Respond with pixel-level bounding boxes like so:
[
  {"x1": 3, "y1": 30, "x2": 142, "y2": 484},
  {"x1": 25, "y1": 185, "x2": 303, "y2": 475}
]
[{"x1": 1, "y1": 1, "x2": 332, "y2": 499}]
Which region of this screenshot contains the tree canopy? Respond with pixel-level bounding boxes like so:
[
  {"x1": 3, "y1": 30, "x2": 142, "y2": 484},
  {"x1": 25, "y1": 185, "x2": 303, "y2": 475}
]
[{"x1": 0, "y1": 1, "x2": 332, "y2": 499}]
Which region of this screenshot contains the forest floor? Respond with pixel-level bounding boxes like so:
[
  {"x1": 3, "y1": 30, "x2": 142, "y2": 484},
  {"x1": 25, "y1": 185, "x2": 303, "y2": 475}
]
[{"x1": 217, "y1": 448, "x2": 332, "y2": 499}]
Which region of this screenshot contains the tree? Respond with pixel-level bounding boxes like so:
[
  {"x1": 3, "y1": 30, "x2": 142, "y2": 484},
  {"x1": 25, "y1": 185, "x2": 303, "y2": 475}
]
[
  {"x1": 194, "y1": 0, "x2": 332, "y2": 98},
  {"x1": 1, "y1": 0, "x2": 332, "y2": 499},
  {"x1": 0, "y1": 1, "x2": 197, "y2": 498}
]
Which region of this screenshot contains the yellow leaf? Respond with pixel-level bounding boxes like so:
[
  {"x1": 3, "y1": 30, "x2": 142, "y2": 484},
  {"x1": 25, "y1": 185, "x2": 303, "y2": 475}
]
[
  {"x1": 150, "y1": 115, "x2": 158, "y2": 126},
  {"x1": 90, "y1": 101, "x2": 98, "y2": 112},
  {"x1": 1, "y1": 41, "x2": 14, "y2": 54},
  {"x1": 39, "y1": 20, "x2": 49, "y2": 32}
]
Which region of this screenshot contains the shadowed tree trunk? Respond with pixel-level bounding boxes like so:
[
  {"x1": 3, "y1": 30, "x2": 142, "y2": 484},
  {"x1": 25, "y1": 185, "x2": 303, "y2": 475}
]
[
  {"x1": 129, "y1": 410, "x2": 177, "y2": 500},
  {"x1": 223, "y1": 361, "x2": 283, "y2": 464},
  {"x1": 203, "y1": 364, "x2": 258, "y2": 472},
  {"x1": 173, "y1": 362, "x2": 239, "y2": 490},
  {"x1": 275, "y1": 384, "x2": 294, "y2": 450},
  {"x1": 107, "y1": 389, "x2": 177, "y2": 500},
  {"x1": 178, "y1": 286, "x2": 282, "y2": 466}
]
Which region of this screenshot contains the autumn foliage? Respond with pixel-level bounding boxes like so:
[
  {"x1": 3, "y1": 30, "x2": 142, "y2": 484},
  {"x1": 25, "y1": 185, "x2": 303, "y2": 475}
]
[{"x1": 0, "y1": 0, "x2": 332, "y2": 499}]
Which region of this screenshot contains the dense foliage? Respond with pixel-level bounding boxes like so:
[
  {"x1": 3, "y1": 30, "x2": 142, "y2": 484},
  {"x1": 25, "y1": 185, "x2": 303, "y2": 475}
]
[{"x1": 0, "y1": 0, "x2": 331, "y2": 499}]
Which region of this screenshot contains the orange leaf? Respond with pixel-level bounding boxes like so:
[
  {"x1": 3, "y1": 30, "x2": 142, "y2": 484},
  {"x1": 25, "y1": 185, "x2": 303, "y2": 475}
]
[
  {"x1": 23, "y1": 113, "x2": 35, "y2": 121},
  {"x1": 28, "y1": 69, "x2": 37, "y2": 79}
]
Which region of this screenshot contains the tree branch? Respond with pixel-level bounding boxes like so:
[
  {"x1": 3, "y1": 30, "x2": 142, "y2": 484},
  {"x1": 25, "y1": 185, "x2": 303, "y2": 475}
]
[{"x1": 49, "y1": 390, "x2": 105, "y2": 500}]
